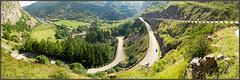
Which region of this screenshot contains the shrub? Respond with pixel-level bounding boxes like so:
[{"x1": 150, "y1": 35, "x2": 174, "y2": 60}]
[
  {"x1": 72, "y1": 67, "x2": 86, "y2": 75},
  {"x1": 115, "y1": 67, "x2": 124, "y2": 72},
  {"x1": 55, "y1": 60, "x2": 62, "y2": 66},
  {"x1": 69, "y1": 62, "x2": 85, "y2": 70},
  {"x1": 107, "y1": 68, "x2": 116, "y2": 74},
  {"x1": 63, "y1": 64, "x2": 70, "y2": 69},
  {"x1": 95, "y1": 71, "x2": 107, "y2": 77},
  {"x1": 87, "y1": 73, "x2": 100, "y2": 79},
  {"x1": 50, "y1": 70, "x2": 70, "y2": 79},
  {"x1": 213, "y1": 23, "x2": 226, "y2": 32},
  {"x1": 183, "y1": 35, "x2": 209, "y2": 61},
  {"x1": 69, "y1": 62, "x2": 86, "y2": 75},
  {"x1": 37, "y1": 55, "x2": 49, "y2": 64}
]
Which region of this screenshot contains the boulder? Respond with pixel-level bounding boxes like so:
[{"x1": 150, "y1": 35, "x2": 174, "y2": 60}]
[
  {"x1": 205, "y1": 54, "x2": 215, "y2": 67},
  {"x1": 207, "y1": 36, "x2": 213, "y2": 41},
  {"x1": 223, "y1": 57, "x2": 230, "y2": 61},
  {"x1": 217, "y1": 54, "x2": 224, "y2": 61},
  {"x1": 190, "y1": 57, "x2": 202, "y2": 67}
]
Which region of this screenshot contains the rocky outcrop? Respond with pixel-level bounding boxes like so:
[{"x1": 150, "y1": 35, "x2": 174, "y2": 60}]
[
  {"x1": 1, "y1": 1, "x2": 38, "y2": 27},
  {"x1": 1, "y1": 1, "x2": 22, "y2": 25}
]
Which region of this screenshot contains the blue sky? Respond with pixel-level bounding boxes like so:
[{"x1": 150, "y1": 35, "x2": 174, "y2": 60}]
[{"x1": 19, "y1": 1, "x2": 37, "y2": 7}]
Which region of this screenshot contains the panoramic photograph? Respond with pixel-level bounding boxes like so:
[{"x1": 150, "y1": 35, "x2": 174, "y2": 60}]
[{"x1": 1, "y1": 0, "x2": 239, "y2": 79}]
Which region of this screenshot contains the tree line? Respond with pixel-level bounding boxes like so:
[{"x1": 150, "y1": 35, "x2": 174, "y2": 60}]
[
  {"x1": 85, "y1": 26, "x2": 111, "y2": 43},
  {"x1": 20, "y1": 36, "x2": 115, "y2": 67},
  {"x1": 110, "y1": 19, "x2": 146, "y2": 38},
  {"x1": 55, "y1": 24, "x2": 70, "y2": 39}
]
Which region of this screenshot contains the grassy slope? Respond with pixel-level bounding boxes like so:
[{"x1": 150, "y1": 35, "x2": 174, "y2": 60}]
[
  {"x1": 32, "y1": 24, "x2": 55, "y2": 31},
  {"x1": 124, "y1": 33, "x2": 149, "y2": 60},
  {"x1": 144, "y1": 1, "x2": 239, "y2": 21},
  {"x1": 31, "y1": 24, "x2": 57, "y2": 42},
  {"x1": 1, "y1": 51, "x2": 91, "y2": 79},
  {"x1": 207, "y1": 26, "x2": 239, "y2": 79},
  {"x1": 56, "y1": 20, "x2": 90, "y2": 29}
]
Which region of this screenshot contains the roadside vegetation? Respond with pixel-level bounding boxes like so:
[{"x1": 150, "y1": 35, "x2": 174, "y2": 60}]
[{"x1": 115, "y1": 20, "x2": 238, "y2": 79}]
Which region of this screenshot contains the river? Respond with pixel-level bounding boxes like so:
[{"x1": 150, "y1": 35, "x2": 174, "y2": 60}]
[{"x1": 36, "y1": 17, "x2": 49, "y2": 24}]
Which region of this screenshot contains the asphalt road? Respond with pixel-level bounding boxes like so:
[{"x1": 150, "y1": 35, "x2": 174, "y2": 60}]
[
  {"x1": 137, "y1": 17, "x2": 159, "y2": 67},
  {"x1": 87, "y1": 37, "x2": 125, "y2": 73}
]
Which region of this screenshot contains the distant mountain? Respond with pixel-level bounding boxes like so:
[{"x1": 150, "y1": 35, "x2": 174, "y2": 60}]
[{"x1": 23, "y1": 1, "x2": 149, "y2": 20}]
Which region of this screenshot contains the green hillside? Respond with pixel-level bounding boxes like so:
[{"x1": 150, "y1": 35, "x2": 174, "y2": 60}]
[
  {"x1": 23, "y1": 1, "x2": 147, "y2": 20},
  {"x1": 142, "y1": 1, "x2": 239, "y2": 21}
]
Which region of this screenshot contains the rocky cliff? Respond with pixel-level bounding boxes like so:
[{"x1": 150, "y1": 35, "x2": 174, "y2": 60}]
[{"x1": 1, "y1": 1, "x2": 38, "y2": 27}]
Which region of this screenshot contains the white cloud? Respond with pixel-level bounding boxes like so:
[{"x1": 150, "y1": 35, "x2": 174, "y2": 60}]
[{"x1": 19, "y1": 1, "x2": 37, "y2": 7}]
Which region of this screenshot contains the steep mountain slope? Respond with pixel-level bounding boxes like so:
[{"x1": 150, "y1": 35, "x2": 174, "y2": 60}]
[
  {"x1": 142, "y1": 1, "x2": 239, "y2": 21},
  {"x1": 1, "y1": 1, "x2": 39, "y2": 27},
  {"x1": 23, "y1": 1, "x2": 147, "y2": 20}
]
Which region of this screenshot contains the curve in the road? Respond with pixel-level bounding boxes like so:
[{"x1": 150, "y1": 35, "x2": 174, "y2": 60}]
[
  {"x1": 87, "y1": 37, "x2": 125, "y2": 73},
  {"x1": 136, "y1": 17, "x2": 160, "y2": 67}
]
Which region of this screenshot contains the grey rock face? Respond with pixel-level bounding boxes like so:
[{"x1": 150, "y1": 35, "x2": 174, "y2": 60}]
[
  {"x1": 1, "y1": 1, "x2": 22, "y2": 25},
  {"x1": 1, "y1": 1, "x2": 38, "y2": 28}
]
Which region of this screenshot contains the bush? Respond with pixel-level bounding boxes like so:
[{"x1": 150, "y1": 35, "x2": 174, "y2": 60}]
[
  {"x1": 63, "y1": 64, "x2": 70, "y2": 69},
  {"x1": 55, "y1": 60, "x2": 62, "y2": 66},
  {"x1": 213, "y1": 23, "x2": 226, "y2": 32},
  {"x1": 37, "y1": 55, "x2": 49, "y2": 64},
  {"x1": 95, "y1": 71, "x2": 107, "y2": 77},
  {"x1": 115, "y1": 67, "x2": 124, "y2": 72},
  {"x1": 50, "y1": 70, "x2": 70, "y2": 79},
  {"x1": 72, "y1": 67, "x2": 86, "y2": 75},
  {"x1": 107, "y1": 68, "x2": 116, "y2": 74},
  {"x1": 87, "y1": 73, "x2": 100, "y2": 79},
  {"x1": 12, "y1": 45, "x2": 22, "y2": 51},
  {"x1": 183, "y1": 35, "x2": 209, "y2": 61},
  {"x1": 69, "y1": 62, "x2": 86, "y2": 75},
  {"x1": 69, "y1": 62, "x2": 85, "y2": 70}
]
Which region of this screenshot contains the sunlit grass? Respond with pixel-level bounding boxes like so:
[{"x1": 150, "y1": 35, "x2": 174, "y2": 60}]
[
  {"x1": 1, "y1": 51, "x2": 91, "y2": 79},
  {"x1": 31, "y1": 29, "x2": 57, "y2": 42},
  {"x1": 32, "y1": 24, "x2": 55, "y2": 31},
  {"x1": 56, "y1": 20, "x2": 90, "y2": 28}
]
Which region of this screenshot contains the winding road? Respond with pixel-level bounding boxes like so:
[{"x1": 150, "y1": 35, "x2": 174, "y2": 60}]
[
  {"x1": 136, "y1": 17, "x2": 160, "y2": 67},
  {"x1": 87, "y1": 37, "x2": 125, "y2": 73}
]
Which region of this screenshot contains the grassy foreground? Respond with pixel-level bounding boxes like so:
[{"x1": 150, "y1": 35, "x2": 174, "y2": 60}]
[{"x1": 1, "y1": 50, "x2": 91, "y2": 79}]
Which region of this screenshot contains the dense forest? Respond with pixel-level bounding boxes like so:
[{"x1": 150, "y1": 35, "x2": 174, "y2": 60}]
[
  {"x1": 20, "y1": 36, "x2": 116, "y2": 67},
  {"x1": 55, "y1": 24, "x2": 70, "y2": 39},
  {"x1": 19, "y1": 25, "x2": 117, "y2": 67}
]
